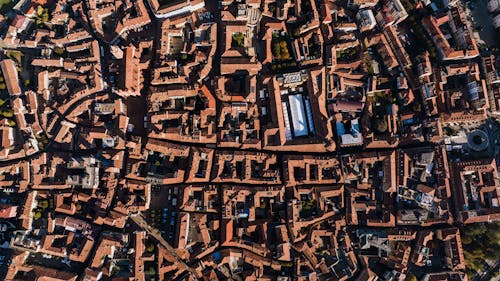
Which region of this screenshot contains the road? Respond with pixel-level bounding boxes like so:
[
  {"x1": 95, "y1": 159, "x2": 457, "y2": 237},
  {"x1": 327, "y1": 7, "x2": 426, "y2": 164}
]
[{"x1": 130, "y1": 214, "x2": 200, "y2": 280}]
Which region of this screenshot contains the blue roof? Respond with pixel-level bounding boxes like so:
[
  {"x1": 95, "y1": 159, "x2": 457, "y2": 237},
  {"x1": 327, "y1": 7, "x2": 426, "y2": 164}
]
[{"x1": 336, "y1": 122, "x2": 345, "y2": 135}]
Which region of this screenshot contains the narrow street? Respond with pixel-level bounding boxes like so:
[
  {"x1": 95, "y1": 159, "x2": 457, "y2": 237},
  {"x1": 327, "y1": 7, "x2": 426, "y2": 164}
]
[{"x1": 130, "y1": 214, "x2": 200, "y2": 280}]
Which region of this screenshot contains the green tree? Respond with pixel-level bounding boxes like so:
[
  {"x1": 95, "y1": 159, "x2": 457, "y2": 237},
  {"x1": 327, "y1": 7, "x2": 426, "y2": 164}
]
[
  {"x1": 146, "y1": 243, "x2": 154, "y2": 253},
  {"x1": 374, "y1": 119, "x2": 388, "y2": 133},
  {"x1": 412, "y1": 102, "x2": 422, "y2": 112},
  {"x1": 39, "y1": 200, "x2": 49, "y2": 209},
  {"x1": 231, "y1": 33, "x2": 245, "y2": 47},
  {"x1": 34, "y1": 211, "x2": 42, "y2": 219},
  {"x1": 34, "y1": 6, "x2": 50, "y2": 25},
  {"x1": 405, "y1": 273, "x2": 417, "y2": 281},
  {"x1": 145, "y1": 267, "x2": 156, "y2": 275},
  {"x1": 273, "y1": 42, "x2": 281, "y2": 59},
  {"x1": 54, "y1": 46, "x2": 65, "y2": 56}
]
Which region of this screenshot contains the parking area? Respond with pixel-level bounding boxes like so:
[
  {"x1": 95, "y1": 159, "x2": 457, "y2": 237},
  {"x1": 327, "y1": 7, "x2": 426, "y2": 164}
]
[{"x1": 145, "y1": 186, "x2": 179, "y2": 245}]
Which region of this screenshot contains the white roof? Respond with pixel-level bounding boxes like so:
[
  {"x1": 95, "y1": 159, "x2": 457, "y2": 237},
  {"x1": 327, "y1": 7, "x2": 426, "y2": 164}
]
[{"x1": 288, "y1": 94, "x2": 308, "y2": 137}]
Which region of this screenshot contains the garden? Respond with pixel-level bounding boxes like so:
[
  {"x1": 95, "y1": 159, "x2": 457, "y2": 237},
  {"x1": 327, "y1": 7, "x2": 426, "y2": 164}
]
[
  {"x1": 336, "y1": 47, "x2": 359, "y2": 61},
  {"x1": 272, "y1": 39, "x2": 291, "y2": 61},
  {"x1": 270, "y1": 33, "x2": 297, "y2": 72}
]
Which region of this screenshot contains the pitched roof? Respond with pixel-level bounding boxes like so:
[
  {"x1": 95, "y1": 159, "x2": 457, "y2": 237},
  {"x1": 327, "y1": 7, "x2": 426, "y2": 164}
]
[{"x1": 0, "y1": 59, "x2": 21, "y2": 96}]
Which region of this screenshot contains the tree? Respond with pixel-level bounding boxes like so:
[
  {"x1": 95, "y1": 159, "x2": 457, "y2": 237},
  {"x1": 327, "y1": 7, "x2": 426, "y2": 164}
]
[
  {"x1": 3, "y1": 110, "x2": 13, "y2": 118},
  {"x1": 412, "y1": 102, "x2": 422, "y2": 112},
  {"x1": 54, "y1": 46, "x2": 65, "y2": 56},
  {"x1": 374, "y1": 119, "x2": 388, "y2": 133},
  {"x1": 273, "y1": 42, "x2": 281, "y2": 59},
  {"x1": 461, "y1": 234, "x2": 472, "y2": 245},
  {"x1": 39, "y1": 200, "x2": 49, "y2": 209},
  {"x1": 146, "y1": 243, "x2": 155, "y2": 253},
  {"x1": 405, "y1": 273, "x2": 417, "y2": 281},
  {"x1": 272, "y1": 40, "x2": 290, "y2": 60},
  {"x1": 281, "y1": 48, "x2": 290, "y2": 60},
  {"x1": 34, "y1": 6, "x2": 50, "y2": 25},
  {"x1": 461, "y1": 223, "x2": 500, "y2": 275},
  {"x1": 145, "y1": 267, "x2": 156, "y2": 275},
  {"x1": 36, "y1": 5, "x2": 44, "y2": 16},
  {"x1": 231, "y1": 33, "x2": 245, "y2": 47},
  {"x1": 34, "y1": 211, "x2": 42, "y2": 219},
  {"x1": 268, "y1": 3, "x2": 276, "y2": 13}
]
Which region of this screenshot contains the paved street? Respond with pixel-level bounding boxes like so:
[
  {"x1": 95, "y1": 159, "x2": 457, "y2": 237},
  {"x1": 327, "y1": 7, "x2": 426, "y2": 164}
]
[{"x1": 130, "y1": 214, "x2": 199, "y2": 280}]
